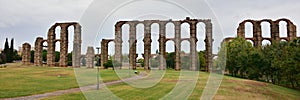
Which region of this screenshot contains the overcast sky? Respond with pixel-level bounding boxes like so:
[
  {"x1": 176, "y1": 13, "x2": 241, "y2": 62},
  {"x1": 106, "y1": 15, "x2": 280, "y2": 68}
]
[{"x1": 0, "y1": 0, "x2": 299, "y2": 55}]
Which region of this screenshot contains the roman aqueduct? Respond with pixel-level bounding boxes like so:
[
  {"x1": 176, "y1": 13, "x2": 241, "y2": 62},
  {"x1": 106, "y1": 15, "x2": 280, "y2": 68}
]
[
  {"x1": 101, "y1": 17, "x2": 213, "y2": 71},
  {"x1": 224, "y1": 18, "x2": 297, "y2": 46},
  {"x1": 33, "y1": 22, "x2": 82, "y2": 68}
]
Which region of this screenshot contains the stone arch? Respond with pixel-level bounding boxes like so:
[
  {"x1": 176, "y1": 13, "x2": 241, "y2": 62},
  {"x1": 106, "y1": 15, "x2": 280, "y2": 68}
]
[
  {"x1": 34, "y1": 22, "x2": 81, "y2": 67},
  {"x1": 260, "y1": 21, "x2": 271, "y2": 38},
  {"x1": 246, "y1": 39, "x2": 254, "y2": 47},
  {"x1": 196, "y1": 22, "x2": 206, "y2": 51},
  {"x1": 166, "y1": 22, "x2": 175, "y2": 38},
  {"x1": 262, "y1": 39, "x2": 271, "y2": 46},
  {"x1": 136, "y1": 23, "x2": 145, "y2": 59},
  {"x1": 100, "y1": 39, "x2": 114, "y2": 67},
  {"x1": 165, "y1": 39, "x2": 175, "y2": 53},
  {"x1": 180, "y1": 22, "x2": 190, "y2": 38},
  {"x1": 244, "y1": 21, "x2": 254, "y2": 38},
  {"x1": 180, "y1": 39, "x2": 190, "y2": 53},
  {"x1": 121, "y1": 23, "x2": 130, "y2": 55},
  {"x1": 278, "y1": 21, "x2": 288, "y2": 38},
  {"x1": 151, "y1": 23, "x2": 160, "y2": 54}
]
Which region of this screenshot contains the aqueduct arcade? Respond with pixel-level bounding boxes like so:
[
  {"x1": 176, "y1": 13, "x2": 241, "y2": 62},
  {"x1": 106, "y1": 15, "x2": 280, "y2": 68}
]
[
  {"x1": 235, "y1": 18, "x2": 297, "y2": 47},
  {"x1": 101, "y1": 17, "x2": 213, "y2": 71},
  {"x1": 34, "y1": 22, "x2": 82, "y2": 67}
]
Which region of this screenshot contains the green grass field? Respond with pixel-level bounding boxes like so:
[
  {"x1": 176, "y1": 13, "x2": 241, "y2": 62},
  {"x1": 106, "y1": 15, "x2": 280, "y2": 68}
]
[{"x1": 1, "y1": 63, "x2": 300, "y2": 100}]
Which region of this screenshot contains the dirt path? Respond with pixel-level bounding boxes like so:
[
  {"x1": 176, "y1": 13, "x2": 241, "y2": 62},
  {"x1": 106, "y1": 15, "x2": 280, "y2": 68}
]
[{"x1": 2, "y1": 75, "x2": 145, "y2": 100}]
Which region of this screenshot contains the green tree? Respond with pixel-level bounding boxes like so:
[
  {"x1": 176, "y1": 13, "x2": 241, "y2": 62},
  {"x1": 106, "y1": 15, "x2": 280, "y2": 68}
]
[
  {"x1": 166, "y1": 52, "x2": 175, "y2": 69},
  {"x1": 30, "y1": 50, "x2": 35, "y2": 63},
  {"x1": 3, "y1": 38, "x2": 9, "y2": 63},
  {"x1": 198, "y1": 51, "x2": 206, "y2": 70},
  {"x1": 137, "y1": 58, "x2": 144, "y2": 67}
]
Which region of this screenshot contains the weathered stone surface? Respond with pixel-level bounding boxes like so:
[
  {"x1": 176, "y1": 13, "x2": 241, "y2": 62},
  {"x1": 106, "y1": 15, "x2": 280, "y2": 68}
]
[
  {"x1": 235, "y1": 18, "x2": 297, "y2": 47},
  {"x1": 33, "y1": 22, "x2": 82, "y2": 67},
  {"x1": 109, "y1": 17, "x2": 213, "y2": 71},
  {"x1": 86, "y1": 47, "x2": 95, "y2": 68},
  {"x1": 22, "y1": 43, "x2": 31, "y2": 65}
]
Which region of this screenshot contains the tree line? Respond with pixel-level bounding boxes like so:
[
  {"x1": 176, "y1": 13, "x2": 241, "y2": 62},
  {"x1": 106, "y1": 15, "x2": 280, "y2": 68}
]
[
  {"x1": 0, "y1": 38, "x2": 21, "y2": 64},
  {"x1": 216, "y1": 38, "x2": 300, "y2": 88}
]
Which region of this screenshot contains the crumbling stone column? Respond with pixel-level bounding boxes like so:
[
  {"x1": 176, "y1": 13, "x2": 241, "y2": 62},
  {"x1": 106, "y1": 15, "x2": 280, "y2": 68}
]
[
  {"x1": 190, "y1": 21, "x2": 198, "y2": 71},
  {"x1": 59, "y1": 25, "x2": 68, "y2": 67},
  {"x1": 115, "y1": 22, "x2": 124, "y2": 66},
  {"x1": 174, "y1": 21, "x2": 181, "y2": 71},
  {"x1": 143, "y1": 21, "x2": 152, "y2": 70},
  {"x1": 22, "y1": 43, "x2": 31, "y2": 65},
  {"x1": 73, "y1": 24, "x2": 82, "y2": 68},
  {"x1": 101, "y1": 40, "x2": 106, "y2": 67},
  {"x1": 101, "y1": 39, "x2": 111, "y2": 67},
  {"x1": 47, "y1": 27, "x2": 56, "y2": 66},
  {"x1": 159, "y1": 22, "x2": 167, "y2": 70},
  {"x1": 253, "y1": 22, "x2": 262, "y2": 47},
  {"x1": 287, "y1": 23, "x2": 297, "y2": 41},
  {"x1": 86, "y1": 47, "x2": 95, "y2": 68},
  {"x1": 271, "y1": 22, "x2": 280, "y2": 42},
  {"x1": 129, "y1": 22, "x2": 137, "y2": 70},
  {"x1": 34, "y1": 37, "x2": 44, "y2": 66},
  {"x1": 237, "y1": 23, "x2": 245, "y2": 38},
  {"x1": 205, "y1": 21, "x2": 213, "y2": 72}
]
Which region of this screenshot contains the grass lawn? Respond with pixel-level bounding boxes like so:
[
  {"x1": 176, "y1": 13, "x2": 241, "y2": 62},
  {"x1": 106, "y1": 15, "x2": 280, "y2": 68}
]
[
  {"x1": 0, "y1": 63, "x2": 121, "y2": 98},
  {"x1": 44, "y1": 70, "x2": 300, "y2": 100},
  {"x1": 1, "y1": 63, "x2": 300, "y2": 99}
]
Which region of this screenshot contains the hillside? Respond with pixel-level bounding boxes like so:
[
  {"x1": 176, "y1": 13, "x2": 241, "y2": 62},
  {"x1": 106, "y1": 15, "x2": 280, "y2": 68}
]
[{"x1": 0, "y1": 63, "x2": 299, "y2": 100}]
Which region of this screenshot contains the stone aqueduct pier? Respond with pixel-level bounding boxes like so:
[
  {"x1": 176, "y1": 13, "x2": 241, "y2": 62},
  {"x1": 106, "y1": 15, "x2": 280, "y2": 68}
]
[
  {"x1": 101, "y1": 17, "x2": 213, "y2": 71},
  {"x1": 32, "y1": 22, "x2": 82, "y2": 67}
]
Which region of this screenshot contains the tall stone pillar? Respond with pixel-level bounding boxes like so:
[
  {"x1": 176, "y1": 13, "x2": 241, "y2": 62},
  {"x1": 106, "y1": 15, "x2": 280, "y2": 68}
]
[
  {"x1": 190, "y1": 21, "x2": 198, "y2": 71},
  {"x1": 174, "y1": 21, "x2": 181, "y2": 71},
  {"x1": 287, "y1": 23, "x2": 297, "y2": 41},
  {"x1": 22, "y1": 43, "x2": 31, "y2": 65},
  {"x1": 115, "y1": 22, "x2": 123, "y2": 67},
  {"x1": 253, "y1": 22, "x2": 262, "y2": 47},
  {"x1": 101, "y1": 39, "x2": 110, "y2": 67},
  {"x1": 129, "y1": 22, "x2": 137, "y2": 70},
  {"x1": 159, "y1": 22, "x2": 167, "y2": 70},
  {"x1": 47, "y1": 26, "x2": 56, "y2": 66},
  {"x1": 59, "y1": 25, "x2": 68, "y2": 67},
  {"x1": 205, "y1": 21, "x2": 213, "y2": 72},
  {"x1": 271, "y1": 23, "x2": 280, "y2": 42},
  {"x1": 73, "y1": 24, "x2": 82, "y2": 68},
  {"x1": 237, "y1": 23, "x2": 245, "y2": 38},
  {"x1": 34, "y1": 37, "x2": 44, "y2": 66},
  {"x1": 86, "y1": 47, "x2": 95, "y2": 68},
  {"x1": 143, "y1": 21, "x2": 152, "y2": 70},
  {"x1": 101, "y1": 40, "x2": 105, "y2": 67}
]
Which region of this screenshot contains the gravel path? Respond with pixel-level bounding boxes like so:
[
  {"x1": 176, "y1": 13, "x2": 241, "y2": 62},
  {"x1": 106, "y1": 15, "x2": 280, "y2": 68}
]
[{"x1": 2, "y1": 74, "x2": 145, "y2": 100}]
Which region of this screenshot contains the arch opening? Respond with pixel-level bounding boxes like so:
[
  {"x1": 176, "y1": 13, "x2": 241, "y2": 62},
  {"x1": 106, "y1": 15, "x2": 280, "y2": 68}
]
[
  {"x1": 181, "y1": 23, "x2": 190, "y2": 38},
  {"x1": 245, "y1": 22, "x2": 253, "y2": 38},
  {"x1": 166, "y1": 22, "x2": 175, "y2": 38}
]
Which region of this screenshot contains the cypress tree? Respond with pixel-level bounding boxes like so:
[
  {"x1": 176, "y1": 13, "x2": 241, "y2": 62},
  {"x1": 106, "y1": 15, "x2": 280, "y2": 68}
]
[
  {"x1": 4, "y1": 38, "x2": 9, "y2": 53},
  {"x1": 10, "y1": 38, "x2": 14, "y2": 52},
  {"x1": 10, "y1": 38, "x2": 15, "y2": 61},
  {"x1": 3, "y1": 38, "x2": 9, "y2": 63}
]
